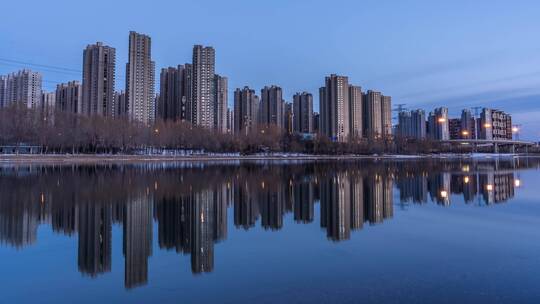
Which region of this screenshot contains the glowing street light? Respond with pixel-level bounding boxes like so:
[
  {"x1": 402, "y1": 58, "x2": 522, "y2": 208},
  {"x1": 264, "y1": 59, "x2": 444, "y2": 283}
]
[
  {"x1": 438, "y1": 117, "x2": 446, "y2": 123},
  {"x1": 484, "y1": 123, "x2": 492, "y2": 129},
  {"x1": 440, "y1": 190, "x2": 448, "y2": 198},
  {"x1": 464, "y1": 176, "x2": 470, "y2": 184},
  {"x1": 154, "y1": 128, "x2": 159, "y2": 134},
  {"x1": 514, "y1": 179, "x2": 521, "y2": 187},
  {"x1": 486, "y1": 184, "x2": 493, "y2": 191},
  {"x1": 512, "y1": 125, "x2": 521, "y2": 140},
  {"x1": 462, "y1": 130, "x2": 469, "y2": 137}
]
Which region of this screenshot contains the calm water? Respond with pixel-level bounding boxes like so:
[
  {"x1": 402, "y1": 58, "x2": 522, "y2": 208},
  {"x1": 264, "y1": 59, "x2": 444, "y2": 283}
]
[{"x1": 1, "y1": 158, "x2": 540, "y2": 303}]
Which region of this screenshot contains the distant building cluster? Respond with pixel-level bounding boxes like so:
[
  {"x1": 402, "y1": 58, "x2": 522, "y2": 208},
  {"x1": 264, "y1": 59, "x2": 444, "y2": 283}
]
[
  {"x1": 397, "y1": 107, "x2": 513, "y2": 141},
  {"x1": 319, "y1": 75, "x2": 392, "y2": 142},
  {"x1": 0, "y1": 31, "x2": 519, "y2": 142}
]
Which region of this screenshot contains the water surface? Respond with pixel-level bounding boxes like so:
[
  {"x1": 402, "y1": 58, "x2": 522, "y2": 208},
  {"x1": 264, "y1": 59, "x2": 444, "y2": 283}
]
[{"x1": 1, "y1": 158, "x2": 539, "y2": 303}]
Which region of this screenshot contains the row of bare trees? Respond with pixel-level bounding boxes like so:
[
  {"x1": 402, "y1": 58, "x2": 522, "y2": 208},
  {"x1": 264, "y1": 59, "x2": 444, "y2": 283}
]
[{"x1": 3, "y1": 105, "x2": 521, "y2": 155}]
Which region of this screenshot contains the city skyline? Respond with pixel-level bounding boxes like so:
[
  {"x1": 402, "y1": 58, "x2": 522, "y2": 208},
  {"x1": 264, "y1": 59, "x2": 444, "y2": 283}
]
[{"x1": 1, "y1": 0, "x2": 539, "y2": 139}]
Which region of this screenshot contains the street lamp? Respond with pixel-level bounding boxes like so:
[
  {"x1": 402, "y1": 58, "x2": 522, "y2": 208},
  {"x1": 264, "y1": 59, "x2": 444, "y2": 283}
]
[
  {"x1": 438, "y1": 117, "x2": 446, "y2": 123},
  {"x1": 512, "y1": 125, "x2": 521, "y2": 140},
  {"x1": 462, "y1": 130, "x2": 469, "y2": 137}
]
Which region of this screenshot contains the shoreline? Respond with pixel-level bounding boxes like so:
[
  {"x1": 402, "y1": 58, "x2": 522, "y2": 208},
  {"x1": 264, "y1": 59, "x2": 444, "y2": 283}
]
[{"x1": 0, "y1": 153, "x2": 538, "y2": 164}]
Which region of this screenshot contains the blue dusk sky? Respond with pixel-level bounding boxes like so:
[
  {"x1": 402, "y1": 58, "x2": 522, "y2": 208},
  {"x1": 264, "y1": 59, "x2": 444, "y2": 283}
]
[{"x1": 1, "y1": 0, "x2": 540, "y2": 139}]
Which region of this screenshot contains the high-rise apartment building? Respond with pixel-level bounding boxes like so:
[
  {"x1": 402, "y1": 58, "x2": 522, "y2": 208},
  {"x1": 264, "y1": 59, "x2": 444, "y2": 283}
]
[
  {"x1": 292, "y1": 92, "x2": 313, "y2": 133},
  {"x1": 55, "y1": 81, "x2": 81, "y2": 114},
  {"x1": 397, "y1": 111, "x2": 412, "y2": 138},
  {"x1": 363, "y1": 90, "x2": 382, "y2": 138},
  {"x1": 114, "y1": 91, "x2": 127, "y2": 118},
  {"x1": 427, "y1": 107, "x2": 450, "y2": 140},
  {"x1": 260, "y1": 85, "x2": 284, "y2": 128},
  {"x1": 283, "y1": 102, "x2": 293, "y2": 134},
  {"x1": 348, "y1": 85, "x2": 363, "y2": 138},
  {"x1": 126, "y1": 31, "x2": 155, "y2": 125},
  {"x1": 192, "y1": 45, "x2": 215, "y2": 128},
  {"x1": 158, "y1": 66, "x2": 188, "y2": 121},
  {"x1": 82, "y1": 42, "x2": 116, "y2": 117},
  {"x1": 320, "y1": 74, "x2": 350, "y2": 142},
  {"x1": 40, "y1": 91, "x2": 56, "y2": 120},
  {"x1": 460, "y1": 109, "x2": 475, "y2": 139},
  {"x1": 313, "y1": 113, "x2": 320, "y2": 133},
  {"x1": 0, "y1": 75, "x2": 7, "y2": 108},
  {"x1": 234, "y1": 87, "x2": 259, "y2": 135},
  {"x1": 0, "y1": 69, "x2": 42, "y2": 108},
  {"x1": 479, "y1": 108, "x2": 512, "y2": 140},
  {"x1": 214, "y1": 75, "x2": 228, "y2": 133},
  {"x1": 448, "y1": 118, "x2": 462, "y2": 140},
  {"x1": 381, "y1": 95, "x2": 392, "y2": 137}
]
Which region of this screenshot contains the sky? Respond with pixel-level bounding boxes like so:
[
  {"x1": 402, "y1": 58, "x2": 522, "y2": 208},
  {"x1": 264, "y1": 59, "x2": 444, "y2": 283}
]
[{"x1": 1, "y1": 0, "x2": 540, "y2": 139}]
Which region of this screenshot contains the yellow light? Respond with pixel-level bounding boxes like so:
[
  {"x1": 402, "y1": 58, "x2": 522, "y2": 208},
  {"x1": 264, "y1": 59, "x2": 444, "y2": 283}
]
[
  {"x1": 154, "y1": 128, "x2": 159, "y2": 134},
  {"x1": 512, "y1": 127, "x2": 519, "y2": 133},
  {"x1": 438, "y1": 117, "x2": 446, "y2": 123},
  {"x1": 514, "y1": 179, "x2": 521, "y2": 187},
  {"x1": 440, "y1": 190, "x2": 448, "y2": 198},
  {"x1": 462, "y1": 130, "x2": 469, "y2": 136},
  {"x1": 464, "y1": 176, "x2": 470, "y2": 184},
  {"x1": 486, "y1": 184, "x2": 493, "y2": 191},
  {"x1": 484, "y1": 123, "x2": 492, "y2": 128},
  {"x1": 462, "y1": 165, "x2": 470, "y2": 172}
]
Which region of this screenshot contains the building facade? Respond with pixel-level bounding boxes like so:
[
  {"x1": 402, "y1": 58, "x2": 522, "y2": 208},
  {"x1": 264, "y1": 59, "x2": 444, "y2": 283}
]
[
  {"x1": 56, "y1": 81, "x2": 81, "y2": 114},
  {"x1": 0, "y1": 75, "x2": 8, "y2": 108},
  {"x1": 427, "y1": 107, "x2": 450, "y2": 140},
  {"x1": 214, "y1": 75, "x2": 228, "y2": 133},
  {"x1": 82, "y1": 42, "x2": 116, "y2": 117},
  {"x1": 0, "y1": 69, "x2": 42, "y2": 109},
  {"x1": 348, "y1": 85, "x2": 363, "y2": 138},
  {"x1": 479, "y1": 108, "x2": 512, "y2": 140},
  {"x1": 292, "y1": 92, "x2": 313, "y2": 133},
  {"x1": 363, "y1": 90, "x2": 382, "y2": 138},
  {"x1": 381, "y1": 95, "x2": 392, "y2": 137},
  {"x1": 126, "y1": 31, "x2": 155, "y2": 125},
  {"x1": 192, "y1": 45, "x2": 215, "y2": 129},
  {"x1": 114, "y1": 91, "x2": 127, "y2": 118},
  {"x1": 460, "y1": 109, "x2": 476, "y2": 139},
  {"x1": 320, "y1": 74, "x2": 350, "y2": 142},
  {"x1": 158, "y1": 66, "x2": 193, "y2": 122},
  {"x1": 260, "y1": 85, "x2": 284, "y2": 128},
  {"x1": 234, "y1": 87, "x2": 259, "y2": 135},
  {"x1": 40, "y1": 91, "x2": 56, "y2": 120}
]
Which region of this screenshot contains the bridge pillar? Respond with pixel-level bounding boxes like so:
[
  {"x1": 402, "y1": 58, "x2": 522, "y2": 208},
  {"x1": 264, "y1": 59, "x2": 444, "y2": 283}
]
[
  {"x1": 494, "y1": 143, "x2": 499, "y2": 154},
  {"x1": 511, "y1": 145, "x2": 515, "y2": 154}
]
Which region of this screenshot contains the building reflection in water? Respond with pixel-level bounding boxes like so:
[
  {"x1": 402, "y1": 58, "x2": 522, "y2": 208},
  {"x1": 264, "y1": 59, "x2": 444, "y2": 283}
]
[{"x1": 0, "y1": 158, "x2": 535, "y2": 289}]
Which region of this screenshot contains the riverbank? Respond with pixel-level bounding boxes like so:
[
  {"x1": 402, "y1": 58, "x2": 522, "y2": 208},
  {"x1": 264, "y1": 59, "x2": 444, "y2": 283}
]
[{"x1": 0, "y1": 153, "x2": 538, "y2": 164}]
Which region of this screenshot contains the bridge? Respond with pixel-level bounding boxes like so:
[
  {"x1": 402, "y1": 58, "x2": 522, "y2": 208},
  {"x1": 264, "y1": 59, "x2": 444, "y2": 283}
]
[{"x1": 440, "y1": 139, "x2": 538, "y2": 153}]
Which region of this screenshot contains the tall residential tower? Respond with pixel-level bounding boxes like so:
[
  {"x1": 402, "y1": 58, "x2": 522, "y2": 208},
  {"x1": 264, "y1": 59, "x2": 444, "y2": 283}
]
[
  {"x1": 126, "y1": 31, "x2": 155, "y2": 125},
  {"x1": 82, "y1": 42, "x2": 116, "y2": 117}
]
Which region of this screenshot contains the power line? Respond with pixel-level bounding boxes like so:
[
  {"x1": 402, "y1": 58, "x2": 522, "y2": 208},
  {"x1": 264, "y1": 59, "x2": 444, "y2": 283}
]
[
  {"x1": 0, "y1": 58, "x2": 81, "y2": 73},
  {"x1": 0, "y1": 57, "x2": 126, "y2": 80}
]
